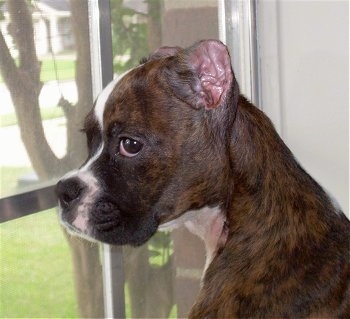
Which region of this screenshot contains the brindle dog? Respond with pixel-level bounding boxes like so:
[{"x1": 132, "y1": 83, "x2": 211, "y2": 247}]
[{"x1": 57, "y1": 40, "x2": 350, "y2": 318}]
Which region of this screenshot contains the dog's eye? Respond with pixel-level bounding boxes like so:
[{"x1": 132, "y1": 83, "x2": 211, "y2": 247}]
[{"x1": 119, "y1": 138, "x2": 143, "y2": 157}]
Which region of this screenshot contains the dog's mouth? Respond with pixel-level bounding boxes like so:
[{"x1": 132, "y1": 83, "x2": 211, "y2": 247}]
[
  {"x1": 89, "y1": 199, "x2": 121, "y2": 232},
  {"x1": 58, "y1": 200, "x2": 91, "y2": 239},
  {"x1": 59, "y1": 196, "x2": 159, "y2": 246},
  {"x1": 59, "y1": 196, "x2": 120, "y2": 237}
]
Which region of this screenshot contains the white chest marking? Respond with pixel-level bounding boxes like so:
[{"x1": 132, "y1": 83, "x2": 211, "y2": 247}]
[{"x1": 159, "y1": 206, "x2": 226, "y2": 282}]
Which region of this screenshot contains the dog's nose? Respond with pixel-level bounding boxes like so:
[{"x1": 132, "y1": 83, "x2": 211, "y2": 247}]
[{"x1": 56, "y1": 177, "x2": 86, "y2": 209}]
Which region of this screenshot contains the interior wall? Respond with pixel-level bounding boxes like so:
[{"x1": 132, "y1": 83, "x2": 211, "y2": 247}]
[{"x1": 257, "y1": 0, "x2": 349, "y2": 214}]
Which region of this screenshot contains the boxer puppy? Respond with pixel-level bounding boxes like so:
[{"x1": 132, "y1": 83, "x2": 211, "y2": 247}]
[{"x1": 56, "y1": 40, "x2": 350, "y2": 318}]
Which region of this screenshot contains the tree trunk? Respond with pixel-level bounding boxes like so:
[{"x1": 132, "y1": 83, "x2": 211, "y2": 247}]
[
  {"x1": 65, "y1": 0, "x2": 92, "y2": 166},
  {"x1": 0, "y1": 0, "x2": 62, "y2": 179},
  {"x1": 0, "y1": 0, "x2": 93, "y2": 178},
  {"x1": 147, "y1": 0, "x2": 162, "y2": 51}
]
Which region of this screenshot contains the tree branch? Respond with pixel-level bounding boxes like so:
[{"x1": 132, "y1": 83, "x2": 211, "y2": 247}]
[
  {"x1": 0, "y1": 0, "x2": 62, "y2": 179},
  {"x1": 0, "y1": 29, "x2": 20, "y2": 88},
  {"x1": 7, "y1": 0, "x2": 41, "y2": 87}
]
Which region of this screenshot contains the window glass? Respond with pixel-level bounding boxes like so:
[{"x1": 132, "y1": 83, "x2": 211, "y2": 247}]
[
  {"x1": 256, "y1": 0, "x2": 349, "y2": 214},
  {"x1": 110, "y1": 0, "x2": 220, "y2": 317},
  {"x1": 1, "y1": 0, "x2": 223, "y2": 318},
  {"x1": 0, "y1": 209, "x2": 78, "y2": 317},
  {"x1": 0, "y1": 1, "x2": 103, "y2": 318},
  {"x1": 0, "y1": 0, "x2": 89, "y2": 198}
]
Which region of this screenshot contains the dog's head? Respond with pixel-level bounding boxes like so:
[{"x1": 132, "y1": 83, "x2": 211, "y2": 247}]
[{"x1": 56, "y1": 40, "x2": 239, "y2": 246}]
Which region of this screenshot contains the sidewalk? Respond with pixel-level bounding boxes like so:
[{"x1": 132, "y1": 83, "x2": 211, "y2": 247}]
[
  {"x1": 0, "y1": 80, "x2": 77, "y2": 115},
  {"x1": 0, "y1": 118, "x2": 67, "y2": 167}
]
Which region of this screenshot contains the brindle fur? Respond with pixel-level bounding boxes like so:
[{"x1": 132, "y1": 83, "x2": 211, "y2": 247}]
[
  {"x1": 58, "y1": 40, "x2": 350, "y2": 317},
  {"x1": 157, "y1": 42, "x2": 349, "y2": 318},
  {"x1": 188, "y1": 96, "x2": 350, "y2": 318}
]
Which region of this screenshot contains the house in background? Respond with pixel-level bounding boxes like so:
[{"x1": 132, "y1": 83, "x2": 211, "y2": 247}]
[{"x1": 0, "y1": 0, "x2": 74, "y2": 57}]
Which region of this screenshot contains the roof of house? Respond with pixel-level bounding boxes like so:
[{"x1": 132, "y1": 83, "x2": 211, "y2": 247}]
[
  {"x1": 1, "y1": 0, "x2": 70, "y2": 15},
  {"x1": 38, "y1": 0, "x2": 70, "y2": 12}
]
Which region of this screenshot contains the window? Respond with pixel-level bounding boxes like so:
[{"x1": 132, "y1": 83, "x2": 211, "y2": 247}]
[
  {"x1": 0, "y1": 1, "x2": 100, "y2": 317},
  {"x1": 109, "y1": 0, "x2": 223, "y2": 317},
  {"x1": 0, "y1": 0, "x2": 223, "y2": 317},
  {"x1": 1, "y1": 1, "x2": 347, "y2": 318}
]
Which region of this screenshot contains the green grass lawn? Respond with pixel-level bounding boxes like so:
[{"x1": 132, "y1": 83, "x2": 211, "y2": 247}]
[
  {"x1": 0, "y1": 57, "x2": 75, "y2": 83},
  {"x1": 0, "y1": 167, "x2": 79, "y2": 317},
  {"x1": 0, "y1": 209, "x2": 79, "y2": 318},
  {"x1": 0, "y1": 166, "x2": 33, "y2": 198},
  {"x1": 0, "y1": 209, "x2": 177, "y2": 319},
  {"x1": 40, "y1": 58, "x2": 75, "y2": 82},
  {"x1": 0, "y1": 106, "x2": 65, "y2": 128},
  {"x1": 0, "y1": 206, "x2": 177, "y2": 318}
]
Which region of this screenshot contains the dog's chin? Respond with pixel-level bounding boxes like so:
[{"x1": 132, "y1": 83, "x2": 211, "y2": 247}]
[
  {"x1": 59, "y1": 210, "x2": 159, "y2": 246},
  {"x1": 60, "y1": 219, "x2": 98, "y2": 243},
  {"x1": 91, "y1": 222, "x2": 158, "y2": 246}
]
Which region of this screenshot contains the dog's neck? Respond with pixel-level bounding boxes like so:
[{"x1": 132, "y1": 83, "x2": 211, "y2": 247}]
[{"x1": 225, "y1": 95, "x2": 336, "y2": 249}]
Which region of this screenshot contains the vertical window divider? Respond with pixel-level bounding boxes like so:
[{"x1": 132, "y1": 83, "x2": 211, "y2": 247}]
[
  {"x1": 219, "y1": 0, "x2": 261, "y2": 106},
  {"x1": 88, "y1": 1, "x2": 125, "y2": 318}
]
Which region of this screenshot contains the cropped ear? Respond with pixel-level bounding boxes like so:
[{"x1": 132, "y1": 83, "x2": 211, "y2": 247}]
[
  {"x1": 187, "y1": 40, "x2": 233, "y2": 109},
  {"x1": 167, "y1": 40, "x2": 234, "y2": 110}
]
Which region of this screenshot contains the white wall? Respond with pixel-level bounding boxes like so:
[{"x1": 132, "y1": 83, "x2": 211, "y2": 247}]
[{"x1": 257, "y1": 0, "x2": 349, "y2": 214}]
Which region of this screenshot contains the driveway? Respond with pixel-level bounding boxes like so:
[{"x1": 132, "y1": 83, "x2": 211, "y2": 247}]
[
  {"x1": 0, "y1": 80, "x2": 77, "y2": 115},
  {"x1": 0, "y1": 118, "x2": 67, "y2": 167}
]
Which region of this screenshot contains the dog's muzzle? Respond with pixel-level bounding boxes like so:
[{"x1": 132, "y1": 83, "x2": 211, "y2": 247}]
[{"x1": 55, "y1": 176, "x2": 128, "y2": 244}]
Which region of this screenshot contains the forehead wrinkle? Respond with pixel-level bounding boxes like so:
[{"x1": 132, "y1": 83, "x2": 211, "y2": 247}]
[
  {"x1": 103, "y1": 61, "x2": 173, "y2": 137},
  {"x1": 104, "y1": 94, "x2": 147, "y2": 135},
  {"x1": 103, "y1": 71, "x2": 148, "y2": 125}
]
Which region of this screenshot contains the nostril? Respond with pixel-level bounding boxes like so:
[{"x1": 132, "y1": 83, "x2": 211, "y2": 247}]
[{"x1": 56, "y1": 178, "x2": 85, "y2": 209}]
